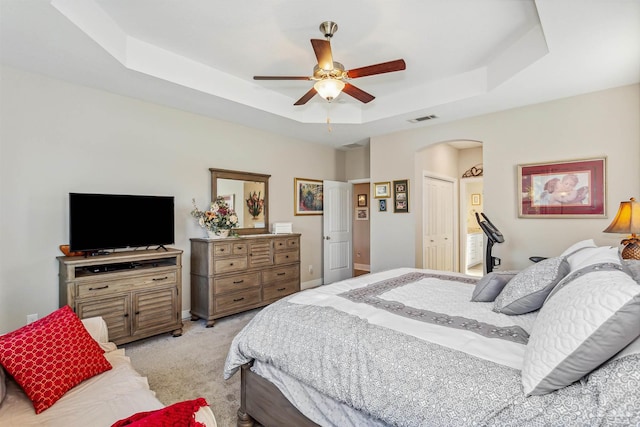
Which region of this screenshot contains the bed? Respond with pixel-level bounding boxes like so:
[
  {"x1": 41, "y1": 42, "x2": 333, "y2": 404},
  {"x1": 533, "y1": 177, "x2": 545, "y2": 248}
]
[{"x1": 224, "y1": 241, "x2": 640, "y2": 427}]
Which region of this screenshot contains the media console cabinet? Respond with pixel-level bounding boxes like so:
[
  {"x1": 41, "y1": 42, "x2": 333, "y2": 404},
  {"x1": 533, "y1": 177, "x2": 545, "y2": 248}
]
[
  {"x1": 58, "y1": 248, "x2": 183, "y2": 345},
  {"x1": 190, "y1": 234, "x2": 301, "y2": 327}
]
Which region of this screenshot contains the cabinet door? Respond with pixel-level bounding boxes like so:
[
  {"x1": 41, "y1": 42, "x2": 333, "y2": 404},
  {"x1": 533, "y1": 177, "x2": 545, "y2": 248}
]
[
  {"x1": 132, "y1": 287, "x2": 179, "y2": 337},
  {"x1": 76, "y1": 294, "x2": 130, "y2": 343},
  {"x1": 248, "y1": 241, "x2": 273, "y2": 268}
]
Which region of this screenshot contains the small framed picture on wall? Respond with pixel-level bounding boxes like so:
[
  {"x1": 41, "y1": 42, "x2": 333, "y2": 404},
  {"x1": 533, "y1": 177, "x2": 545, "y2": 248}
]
[
  {"x1": 393, "y1": 179, "x2": 409, "y2": 213},
  {"x1": 355, "y1": 207, "x2": 369, "y2": 220},
  {"x1": 379, "y1": 199, "x2": 387, "y2": 212},
  {"x1": 357, "y1": 194, "x2": 367, "y2": 207}
]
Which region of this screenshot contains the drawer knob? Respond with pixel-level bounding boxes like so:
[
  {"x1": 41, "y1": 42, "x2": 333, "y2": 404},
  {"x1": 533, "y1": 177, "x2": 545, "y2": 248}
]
[
  {"x1": 229, "y1": 263, "x2": 234, "y2": 266},
  {"x1": 89, "y1": 285, "x2": 109, "y2": 291},
  {"x1": 152, "y1": 276, "x2": 168, "y2": 281},
  {"x1": 277, "y1": 272, "x2": 286, "y2": 276},
  {"x1": 277, "y1": 287, "x2": 286, "y2": 291},
  {"x1": 233, "y1": 297, "x2": 245, "y2": 302},
  {"x1": 233, "y1": 280, "x2": 244, "y2": 284}
]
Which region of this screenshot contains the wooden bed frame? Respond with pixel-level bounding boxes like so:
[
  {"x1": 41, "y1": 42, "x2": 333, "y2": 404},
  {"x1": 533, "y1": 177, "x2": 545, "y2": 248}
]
[{"x1": 237, "y1": 362, "x2": 319, "y2": 427}]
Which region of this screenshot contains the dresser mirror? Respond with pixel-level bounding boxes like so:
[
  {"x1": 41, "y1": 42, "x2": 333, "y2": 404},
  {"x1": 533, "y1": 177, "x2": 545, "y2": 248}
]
[{"x1": 210, "y1": 168, "x2": 270, "y2": 235}]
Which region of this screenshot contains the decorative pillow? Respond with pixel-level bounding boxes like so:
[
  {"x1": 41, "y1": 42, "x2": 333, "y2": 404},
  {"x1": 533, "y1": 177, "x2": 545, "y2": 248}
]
[
  {"x1": 0, "y1": 305, "x2": 112, "y2": 413},
  {"x1": 111, "y1": 397, "x2": 209, "y2": 427},
  {"x1": 522, "y1": 268, "x2": 640, "y2": 395},
  {"x1": 471, "y1": 271, "x2": 517, "y2": 302},
  {"x1": 493, "y1": 257, "x2": 570, "y2": 315},
  {"x1": 545, "y1": 246, "x2": 622, "y2": 303}
]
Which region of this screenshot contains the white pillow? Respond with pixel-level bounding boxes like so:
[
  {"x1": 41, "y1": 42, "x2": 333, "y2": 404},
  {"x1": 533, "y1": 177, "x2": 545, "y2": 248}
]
[
  {"x1": 560, "y1": 239, "x2": 596, "y2": 257},
  {"x1": 493, "y1": 257, "x2": 570, "y2": 315},
  {"x1": 564, "y1": 245, "x2": 620, "y2": 272},
  {"x1": 522, "y1": 268, "x2": 640, "y2": 395}
]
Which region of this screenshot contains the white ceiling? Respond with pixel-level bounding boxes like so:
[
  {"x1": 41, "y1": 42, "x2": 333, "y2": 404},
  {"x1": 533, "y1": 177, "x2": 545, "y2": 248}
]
[{"x1": 1, "y1": 0, "x2": 639, "y2": 149}]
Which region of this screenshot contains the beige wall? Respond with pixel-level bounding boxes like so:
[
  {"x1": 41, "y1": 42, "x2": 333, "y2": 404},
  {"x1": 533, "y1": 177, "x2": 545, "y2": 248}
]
[
  {"x1": 353, "y1": 182, "x2": 371, "y2": 269},
  {"x1": 345, "y1": 145, "x2": 370, "y2": 181},
  {"x1": 371, "y1": 84, "x2": 640, "y2": 272},
  {"x1": 0, "y1": 66, "x2": 344, "y2": 333}
]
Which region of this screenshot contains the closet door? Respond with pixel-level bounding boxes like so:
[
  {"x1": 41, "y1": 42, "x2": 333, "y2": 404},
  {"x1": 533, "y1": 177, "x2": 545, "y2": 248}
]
[{"x1": 423, "y1": 176, "x2": 454, "y2": 271}]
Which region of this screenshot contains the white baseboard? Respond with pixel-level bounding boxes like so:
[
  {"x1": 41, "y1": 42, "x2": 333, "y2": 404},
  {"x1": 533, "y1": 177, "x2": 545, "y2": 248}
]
[
  {"x1": 181, "y1": 310, "x2": 192, "y2": 320},
  {"x1": 301, "y1": 278, "x2": 323, "y2": 290}
]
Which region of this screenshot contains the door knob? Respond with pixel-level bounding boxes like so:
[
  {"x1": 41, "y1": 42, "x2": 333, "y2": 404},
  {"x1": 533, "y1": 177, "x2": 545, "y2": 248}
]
[{"x1": 325, "y1": 236, "x2": 331, "y2": 240}]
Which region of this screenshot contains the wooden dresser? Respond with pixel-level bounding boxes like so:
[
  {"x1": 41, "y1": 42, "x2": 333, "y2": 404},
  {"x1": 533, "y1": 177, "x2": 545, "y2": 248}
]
[
  {"x1": 58, "y1": 248, "x2": 183, "y2": 345},
  {"x1": 190, "y1": 234, "x2": 300, "y2": 327}
]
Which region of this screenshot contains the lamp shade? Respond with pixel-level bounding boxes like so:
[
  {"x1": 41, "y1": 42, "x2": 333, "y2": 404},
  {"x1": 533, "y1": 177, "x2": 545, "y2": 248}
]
[
  {"x1": 313, "y1": 78, "x2": 345, "y2": 102},
  {"x1": 603, "y1": 197, "x2": 640, "y2": 234}
]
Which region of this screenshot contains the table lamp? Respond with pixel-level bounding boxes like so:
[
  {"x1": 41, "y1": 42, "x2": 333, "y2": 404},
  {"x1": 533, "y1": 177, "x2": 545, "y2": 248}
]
[{"x1": 603, "y1": 197, "x2": 640, "y2": 260}]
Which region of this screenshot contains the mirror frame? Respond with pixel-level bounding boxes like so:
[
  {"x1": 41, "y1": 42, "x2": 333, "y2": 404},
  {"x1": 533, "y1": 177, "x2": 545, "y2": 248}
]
[{"x1": 210, "y1": 168, "x2": 270, "y2": 235}]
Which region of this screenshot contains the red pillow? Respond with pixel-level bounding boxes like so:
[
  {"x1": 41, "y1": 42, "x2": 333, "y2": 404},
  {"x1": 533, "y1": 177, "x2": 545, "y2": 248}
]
[
  {"x1": 0, "y1": 305, "x2": 112, "y2": 413},
  {"x1": 111, "y1": 397, "x2": 209, "y2": 427}
]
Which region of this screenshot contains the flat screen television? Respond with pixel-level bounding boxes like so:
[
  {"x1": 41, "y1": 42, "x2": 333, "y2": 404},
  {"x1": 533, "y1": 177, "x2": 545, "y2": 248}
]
[{"x1": 69, "y1": 193, "x2": 175, "y2": 253}]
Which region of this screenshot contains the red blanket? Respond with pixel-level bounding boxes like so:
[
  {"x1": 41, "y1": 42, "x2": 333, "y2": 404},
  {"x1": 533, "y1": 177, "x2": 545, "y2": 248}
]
[{"x1": 111, "y1": 398, "x2": 209, "y2": 427}]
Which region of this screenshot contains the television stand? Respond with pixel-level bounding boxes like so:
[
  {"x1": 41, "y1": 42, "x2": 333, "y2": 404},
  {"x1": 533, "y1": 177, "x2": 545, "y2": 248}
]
[{"x1": 58, "y1": 248, "x2": 183, "y2": 345}]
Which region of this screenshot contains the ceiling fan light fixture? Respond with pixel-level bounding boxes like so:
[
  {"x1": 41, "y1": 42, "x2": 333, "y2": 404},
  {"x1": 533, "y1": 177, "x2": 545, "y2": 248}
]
[{"x1": 314, "y1": 78, "x2": 345, "y2": 102}]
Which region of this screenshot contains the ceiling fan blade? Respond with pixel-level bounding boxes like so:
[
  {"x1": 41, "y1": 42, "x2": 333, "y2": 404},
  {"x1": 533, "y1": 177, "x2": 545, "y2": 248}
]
[
  {"x1": 342, "y1": 83, "x2": 375, "y2": 104},
  {"x1": 346, "y1": 59, "x2": 406, "y2": 79},
  {"x1": 254, "y1": 76, "x2": 311, "y2": 80},
  {"x1": 294, "y1": 87, "x2": 318, "y2": 105},
  {"x1": 311, "y1": 39, "x2": 334, "y2": 71}
]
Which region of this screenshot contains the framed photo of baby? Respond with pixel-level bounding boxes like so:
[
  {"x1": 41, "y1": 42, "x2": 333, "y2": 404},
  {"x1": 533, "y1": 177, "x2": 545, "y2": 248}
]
[{"x1": 518, "y1": 157, "x2": 606, "y2": 218}]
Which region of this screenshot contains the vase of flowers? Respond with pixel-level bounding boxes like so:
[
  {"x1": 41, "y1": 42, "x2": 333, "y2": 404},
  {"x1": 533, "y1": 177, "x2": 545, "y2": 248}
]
[
  {"x1": 191, "y1": 197, "x2": 239, "y2": 238},
  {"x1": 246, "y1": 191, "x2": 264, "y2": 219}
]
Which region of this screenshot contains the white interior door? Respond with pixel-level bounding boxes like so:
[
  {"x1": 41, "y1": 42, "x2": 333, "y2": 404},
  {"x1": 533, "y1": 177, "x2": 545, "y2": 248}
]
[
  {"x1": 423, "y1": 175, "x2": 455, "y2": 271},
  {"x1": 323, "y1": 180, "x2": 353, "y2": 285}
]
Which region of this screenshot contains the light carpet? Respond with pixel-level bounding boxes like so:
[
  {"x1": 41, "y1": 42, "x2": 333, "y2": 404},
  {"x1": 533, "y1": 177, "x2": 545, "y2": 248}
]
[{"x1": 123, "y1": 309, "x2": 260, "y2": 427}]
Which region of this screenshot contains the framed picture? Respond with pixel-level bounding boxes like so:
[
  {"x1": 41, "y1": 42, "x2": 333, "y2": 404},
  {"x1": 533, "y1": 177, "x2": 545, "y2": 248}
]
[
  {"x1": 374, "y1": 182, "x2": 390, "y2": 198},
  {"x1": 379, "y1": 199, "x2": 387, "y2": 212},
  {"x1": 393, "y1": 179, "x2": 409, "y2": 213},
  {"x1": 294, "y1": 178, "x2": 323, "y2": 215},
  {"x1": 355, "y1": 207, "x2": 369, "y2": 220},
  {"x1": 357, "y1": 194, "x2": 368, "y2": 207},
  {"x1": 471, "y1": 194, "x2": 481, "y2": 205},
  {"x1": 518, "y1": 157, "x2": 606, "y2": 218}
]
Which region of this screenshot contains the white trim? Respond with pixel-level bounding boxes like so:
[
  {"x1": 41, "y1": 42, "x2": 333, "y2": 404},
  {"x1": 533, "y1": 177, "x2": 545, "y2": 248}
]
[{"x1": 302, "y1": 278, "x2": 324, "y2": 290}]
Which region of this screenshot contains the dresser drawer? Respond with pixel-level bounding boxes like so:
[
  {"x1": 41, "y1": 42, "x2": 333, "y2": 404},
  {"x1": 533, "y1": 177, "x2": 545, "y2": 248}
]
[
  {"x1": 274, "y1": 237, "x2": 299, "y2": 252},
  {"x1": 263, "y1": 280, "x2": 298, "y2": 301},
  {"x1": 214, "y1": 288, "x2": 261, "y2": 313},
  {"x1": 214, "y1": 256, "x2": 247, "y2": 274},
  {"x1": 274, "y1": 250, "x2": 299, "y2": 265},
  {"x1": 214, "y1": 272, "x2": 260, "y2": 294},
  {"x1": 262, "y1": 265, "x2": 299, "y2": 285},
  {"x1": 77, "y1": 271, "x2": 177, "y2": 298}
]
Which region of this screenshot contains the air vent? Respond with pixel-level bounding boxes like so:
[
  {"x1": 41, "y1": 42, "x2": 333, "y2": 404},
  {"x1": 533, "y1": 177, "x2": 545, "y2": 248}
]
[
  {"x1": 342, "y1": 142, "x2": 363, "y2": 149},
  {"x1": 408, "y1": 114, "x2": 438, "y2": 123}
]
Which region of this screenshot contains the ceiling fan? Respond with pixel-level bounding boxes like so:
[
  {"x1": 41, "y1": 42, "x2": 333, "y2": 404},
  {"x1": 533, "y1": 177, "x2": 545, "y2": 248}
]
[{"x1": 254, "y1": 21, "x2": 406, "y2": 105}]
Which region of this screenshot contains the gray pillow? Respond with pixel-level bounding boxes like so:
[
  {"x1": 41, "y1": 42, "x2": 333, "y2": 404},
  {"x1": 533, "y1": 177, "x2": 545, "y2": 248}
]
[
  {"x1": 471, "y1": 271, "x2": 517, "y2": 302},
  {"x1": 493, "y1": 257, "x2": 570, "y2": 315}
]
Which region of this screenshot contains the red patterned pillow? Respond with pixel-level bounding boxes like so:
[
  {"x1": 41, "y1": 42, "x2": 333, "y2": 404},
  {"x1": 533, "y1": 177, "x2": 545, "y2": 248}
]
[{"x1": 0, "y1": 305, "x2": 112, "y2": 413}]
